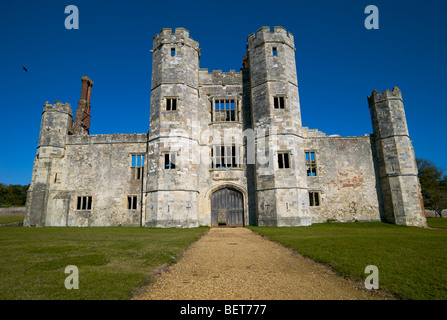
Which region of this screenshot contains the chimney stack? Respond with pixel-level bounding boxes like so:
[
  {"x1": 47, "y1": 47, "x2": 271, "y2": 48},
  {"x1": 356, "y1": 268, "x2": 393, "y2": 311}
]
[{"x1": 73, "y1": 76, "x2": 94, "y2": 135}]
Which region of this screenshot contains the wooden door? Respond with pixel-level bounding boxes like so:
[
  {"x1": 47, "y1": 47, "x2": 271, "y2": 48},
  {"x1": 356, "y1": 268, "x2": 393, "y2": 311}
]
[{"x1": 211, "y1": 188, "x2": 244, "y2": 227}]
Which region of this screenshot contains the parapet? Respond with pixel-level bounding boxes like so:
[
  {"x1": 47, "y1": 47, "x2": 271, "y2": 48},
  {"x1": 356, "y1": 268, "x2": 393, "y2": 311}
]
[
  {"x1": 66, "y1": 133, "x2": 148, "y2": 145},
  {"x1": 367, "y1": 87, "x2": 402, "y2": 105},
  {"x1": 152, "y1": 27, "x2": 200, "y2": 52},
  {"x1": 199, "y1": 69, "x2": 242, "y2": 86},
  {"x1": 247, "y1": 26, "x2": 295, "y2": 50},
  {"x1": 43, "y1": 100, "x2": 73, "y2": 116}
]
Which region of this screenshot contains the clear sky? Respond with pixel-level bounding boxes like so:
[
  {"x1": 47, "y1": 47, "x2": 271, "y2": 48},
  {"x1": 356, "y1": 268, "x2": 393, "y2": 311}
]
[{"x1": 1, "y1": 0, "x2": 446, "y2": 185}]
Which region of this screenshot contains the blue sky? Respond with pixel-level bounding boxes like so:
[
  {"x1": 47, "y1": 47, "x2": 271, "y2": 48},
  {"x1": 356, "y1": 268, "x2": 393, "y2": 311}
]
[{"x1": 1, "y1": 0, "x2": 446, "y2": 185}]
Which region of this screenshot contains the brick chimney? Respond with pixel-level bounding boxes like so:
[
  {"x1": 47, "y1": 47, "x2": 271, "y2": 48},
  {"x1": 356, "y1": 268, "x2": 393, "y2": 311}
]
[{"x1": 72, "y1": 76, "x2": 94, "y2": 135}]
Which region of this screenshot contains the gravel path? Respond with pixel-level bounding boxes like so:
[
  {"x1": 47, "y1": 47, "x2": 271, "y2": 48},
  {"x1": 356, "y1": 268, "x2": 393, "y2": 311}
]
[{"x1": 134, "y1": 227, "x2": 386, "y2": 300}]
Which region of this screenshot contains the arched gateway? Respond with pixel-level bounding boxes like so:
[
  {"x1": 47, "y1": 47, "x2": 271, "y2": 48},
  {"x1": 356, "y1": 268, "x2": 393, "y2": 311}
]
[{"x1": 211, "y1": 188, "x2": 244, "y2": 227}]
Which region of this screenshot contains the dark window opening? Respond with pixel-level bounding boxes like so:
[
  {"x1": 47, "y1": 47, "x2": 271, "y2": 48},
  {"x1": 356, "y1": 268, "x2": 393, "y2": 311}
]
[
  {"x1": 127, "y1": 196, "x2": 137, "y2": 210},
  {"x1": 278, "y1": 152, "x2": 290, "y2": 169},
  {"x1": 274, "y1": 96, "x2": 285, "y2": 109},
  {"x1": 171, "y1": 48, "x2": 175, "y2": 57},
  {"x1": 138, "y1": 167, "x2": 142, "y2": 179},
  {"x1": 165, "y1": 153, "x2": 176, "y2": 169},
  {"x1": 166, "y1": 98, "x2": 177, "y2": 111},
  {"x1": 309, "y1": 192, "x2": 320, "y2": 207},
  {"x1": 76, "y1": 196, "x2": 92, "y2": 210},
  {"x1": 273, "y1": 47, "x2": 277, "y2": 56}
]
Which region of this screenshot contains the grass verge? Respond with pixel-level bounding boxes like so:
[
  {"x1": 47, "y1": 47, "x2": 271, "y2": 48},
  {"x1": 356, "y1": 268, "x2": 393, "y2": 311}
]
[
  {"x1": 426, "y1": 217, "x2": 447, "y2": 229},
  {"x1": 0, "y1": 213, "x2": 25, "y2": 225},
  {"x1": 248, "y1": 221, "x2": 447, "y2": 300},
  {"x1": 0, "y1": 226, "x2": 208, "y2": 299}
]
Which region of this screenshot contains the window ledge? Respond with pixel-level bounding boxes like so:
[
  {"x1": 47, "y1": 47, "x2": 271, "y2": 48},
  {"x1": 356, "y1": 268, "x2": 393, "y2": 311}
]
[
  {"x1": 209, "y1": 167, "x2": 244, "y2": 172},
  {"x1": 209, "y1": 121, "x2": 243, "y2": 125}
]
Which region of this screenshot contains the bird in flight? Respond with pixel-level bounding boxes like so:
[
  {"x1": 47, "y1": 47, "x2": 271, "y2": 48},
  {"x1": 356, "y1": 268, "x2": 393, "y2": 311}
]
[{"x1": 22, "y1": 67, "x2": 27, "y2": 72}]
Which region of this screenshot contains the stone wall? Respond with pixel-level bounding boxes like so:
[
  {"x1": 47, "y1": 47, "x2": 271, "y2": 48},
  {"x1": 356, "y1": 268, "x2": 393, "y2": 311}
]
[
  {"x1": 0, "y1": 207, "x2": 26, "y2": 214},
  {"x1": 46, "y1": 133, "x2": 147, "y2": 226},
  {"x1": 425, "y1": 209, "x2": 447, "y2": 218},
  {"x1": 304, "y1": 128, "x2": 382, "y2": 223}
]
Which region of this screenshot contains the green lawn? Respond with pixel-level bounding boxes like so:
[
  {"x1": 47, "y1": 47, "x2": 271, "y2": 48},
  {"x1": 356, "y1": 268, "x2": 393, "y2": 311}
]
[
  {"x1": 0, "y1": 226, "x2": 208, "y2": 300},
  {"x1": 427, "y1": 217, "x2": 447, "y2": 229},
  {"x1": 1, "y1": 217, "x2": 446, "y2": 300},
  {"x1": 248, "y1": 221, "x2": 447, "y2": 300},
  {"x1": 0, "y1": 213, "x2": 25, "y2": 225}
]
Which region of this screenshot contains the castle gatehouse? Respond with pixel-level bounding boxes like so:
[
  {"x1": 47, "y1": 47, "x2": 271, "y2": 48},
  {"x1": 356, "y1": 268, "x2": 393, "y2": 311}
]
[{"x1": 24, "y1": 27, "x2": 427, "y2": 228}]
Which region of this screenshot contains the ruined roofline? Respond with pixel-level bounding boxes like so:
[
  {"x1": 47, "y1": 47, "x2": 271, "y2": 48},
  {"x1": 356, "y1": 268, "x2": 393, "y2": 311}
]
[
  {"x1": 302, "y1": 127, "x2": 372, "y2": 139},
  {"x1": 66, "y1": 133, "x2": 148, "y2": 145},
  {"x1": 308, "y1": 134, "x2": 373, "y2": 139}
]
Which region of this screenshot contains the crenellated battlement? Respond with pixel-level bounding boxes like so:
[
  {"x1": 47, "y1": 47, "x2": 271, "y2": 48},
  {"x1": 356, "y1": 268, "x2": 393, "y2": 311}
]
[
  {"x1": 367, "y1": 87, "x2": 402, "y2": 105},
  {"x1": 152, "y1": 27, "x2": 200, "y2": 52},
  {"x1": 247, "y1": 26, "x2": 294, "y2": 50},
  {"x1": 199, "y1": 68, "x2": 242, "y2": 86},
  {"x1": 43, "y1": 100, "x2": 73, "y2": 116}
]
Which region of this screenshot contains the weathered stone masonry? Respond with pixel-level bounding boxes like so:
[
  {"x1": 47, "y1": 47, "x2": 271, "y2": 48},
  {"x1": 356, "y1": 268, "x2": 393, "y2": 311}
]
[{"x1": 24, "y1": 27, "x2": 427, "y2": 228}]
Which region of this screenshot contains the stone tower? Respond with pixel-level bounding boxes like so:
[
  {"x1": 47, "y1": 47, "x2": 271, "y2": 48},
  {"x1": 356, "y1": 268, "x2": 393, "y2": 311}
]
[
  {"x1": 246, "y1": 26, "x2": 310, "y2": 226},
  {"x1": 145, "y1": 28, "x2": 201, "y2": 227},
  {"x1": 24, "y1": 101, "x2": 73, "y2": 226},
  {"x1": 368, "y1": 87, "x2": 427, "y2": 227}
]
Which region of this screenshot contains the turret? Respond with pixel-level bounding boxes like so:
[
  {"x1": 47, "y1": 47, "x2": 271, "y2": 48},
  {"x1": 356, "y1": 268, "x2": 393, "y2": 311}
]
[
  {"x1": 150, "y1": 28, "x2": 200, "y2": 90},
  {"x1": 145, "y1": 28, "x2": 201, "y2": 227},
  {"x1": 24, "y1": 101, "x2": 73, "y2": 226},
  {"x1": 246, "y1": 26, "x2": 310, "y2": 226},
  {"x1": 37, "y1": 101, "x2": 73, "y2": 156},
  {"x1": 368, "y1": 87, "x2": 427, "y2": 227}
]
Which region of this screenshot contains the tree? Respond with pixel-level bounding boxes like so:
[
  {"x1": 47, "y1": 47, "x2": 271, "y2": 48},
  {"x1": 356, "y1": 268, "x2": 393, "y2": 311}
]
[
  {"x1": 416, "y1": 158, "x2": 447, "y2": 217},
  {"x1": 0, "y1": 183, "x2": 29, "y2": 207}
]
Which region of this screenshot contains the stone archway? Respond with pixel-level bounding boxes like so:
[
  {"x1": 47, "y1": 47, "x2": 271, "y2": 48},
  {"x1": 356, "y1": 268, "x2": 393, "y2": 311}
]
[{"x1": 210, "y1": 188, "x2": 244, "y2": 227}]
